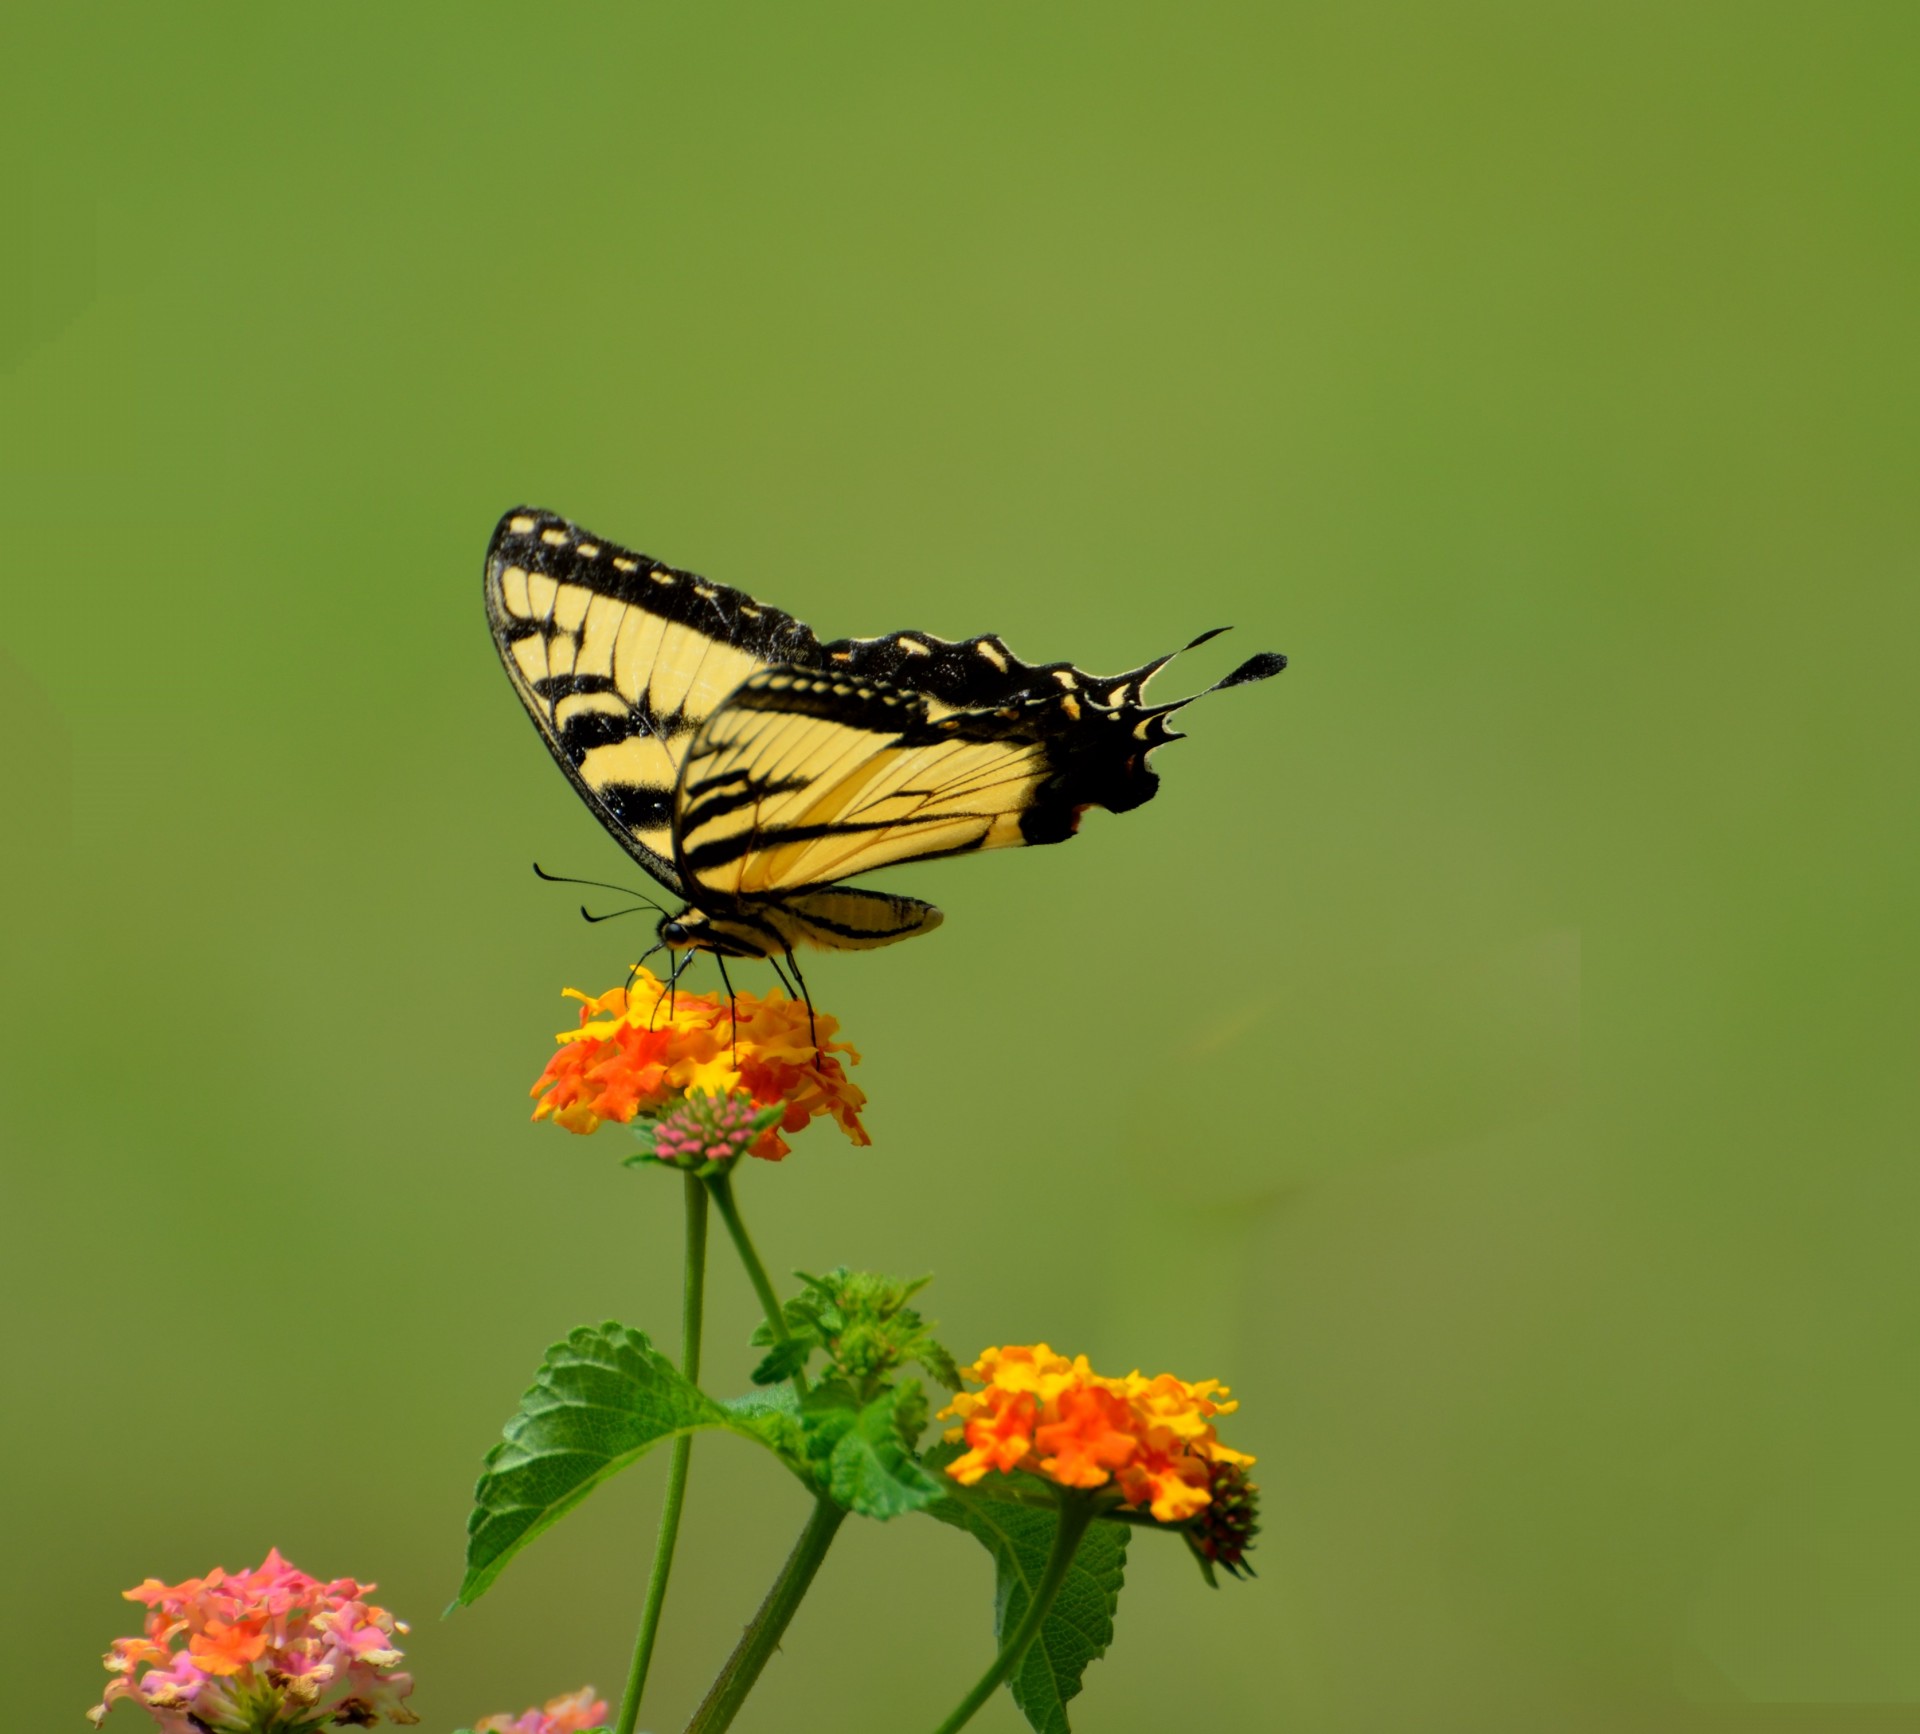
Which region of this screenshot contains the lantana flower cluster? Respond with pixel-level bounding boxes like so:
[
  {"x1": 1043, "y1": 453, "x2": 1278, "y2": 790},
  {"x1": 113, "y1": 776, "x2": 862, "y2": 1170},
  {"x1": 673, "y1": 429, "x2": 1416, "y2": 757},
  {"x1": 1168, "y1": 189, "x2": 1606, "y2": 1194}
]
[
  {"x1": 531, "y1": 968, "x2": 867, "y2": 1158},
  {"x1": 646, "y1": 1089, "x2": 776, "y2": 1168},
  {"x1": 89, "y1": 1548, "x2": 416, "y2": 1732},
  {"x1": 941, "y1": 1344, "x2": 1256, "y2": 1528},
  {"x1": 475, "y1": 1685, "x2": 608, "y2": 1734}
]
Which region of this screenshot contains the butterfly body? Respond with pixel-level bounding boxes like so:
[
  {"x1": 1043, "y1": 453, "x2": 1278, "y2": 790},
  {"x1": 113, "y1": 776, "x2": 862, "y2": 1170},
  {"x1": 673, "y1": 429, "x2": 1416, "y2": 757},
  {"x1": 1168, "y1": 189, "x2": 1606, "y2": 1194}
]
[
  {"x1": 485, "y1": 507, "x2": 1284, "y2": 962},
  {"x1": 657, "y1": 887, "x2": 944, "y2": 961}
]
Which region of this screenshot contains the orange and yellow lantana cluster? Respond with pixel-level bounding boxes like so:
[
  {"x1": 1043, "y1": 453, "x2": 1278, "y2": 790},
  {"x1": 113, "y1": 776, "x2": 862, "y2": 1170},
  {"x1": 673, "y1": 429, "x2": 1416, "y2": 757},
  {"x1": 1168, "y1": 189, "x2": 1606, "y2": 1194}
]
[
  {"x1": 941, "y1": 1344, "x2": 1255, "y2": 1524},
  {"x1": 530, "y1": 968, "x2": 867, "y2": 1159}
]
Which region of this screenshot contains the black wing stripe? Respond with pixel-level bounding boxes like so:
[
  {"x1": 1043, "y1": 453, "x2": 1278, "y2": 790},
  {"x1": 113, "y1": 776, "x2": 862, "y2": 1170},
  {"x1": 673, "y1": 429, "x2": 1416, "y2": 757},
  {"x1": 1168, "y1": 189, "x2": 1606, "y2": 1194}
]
[
  {"x1": 718, "y1": 678, "x2": 922, "y2": 731},
  {"x1": 682, "y1": 813, "x2": 964, "y2": 875},
  {"x1": 597, "y1": 782, "x2": 675, "y2": 831},
  {"x1": 680, "y1": 773, "x2": 811, "y2": 830},
  {"x1": 530, "y1": 672, "x2": 621, "y2": 702},
  {"x1": 783, "y1": 904, "x2": 929, "y2": 940}
]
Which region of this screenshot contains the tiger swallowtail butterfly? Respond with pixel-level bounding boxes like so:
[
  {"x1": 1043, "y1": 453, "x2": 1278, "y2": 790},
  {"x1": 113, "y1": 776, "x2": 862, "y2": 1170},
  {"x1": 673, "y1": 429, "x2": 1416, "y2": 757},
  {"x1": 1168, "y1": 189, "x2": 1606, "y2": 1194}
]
[{"x1": 484, "y1": 507, "x2": 1285, "y2": 968}]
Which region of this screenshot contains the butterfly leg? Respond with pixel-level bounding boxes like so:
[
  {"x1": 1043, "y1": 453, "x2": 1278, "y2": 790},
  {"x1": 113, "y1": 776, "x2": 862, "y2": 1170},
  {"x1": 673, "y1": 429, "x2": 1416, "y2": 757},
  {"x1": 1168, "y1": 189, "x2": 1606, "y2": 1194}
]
[
  {"x1": 626, "y1": 941, "x2": 666, "y2": 1006},
  {"x1": 653, "y1": 948, "x2": 694, "y2": 1029},
  {"x1": 765, "y1": 952, "x2": 798, "y2": 1000},
  {"x1": 782, "y1": 945, "x2": 821, "y2": 1059}
]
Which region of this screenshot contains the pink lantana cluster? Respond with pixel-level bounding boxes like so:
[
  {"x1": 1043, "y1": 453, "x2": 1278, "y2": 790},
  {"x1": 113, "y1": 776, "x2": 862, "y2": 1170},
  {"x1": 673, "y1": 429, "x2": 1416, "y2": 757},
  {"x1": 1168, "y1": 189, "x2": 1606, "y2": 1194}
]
[
  {"x1": 89, "y1": 1548, "x2": 417, "y2": 1732},
  {"x1": 476, "y1": 1686, "x2": 609, "y2": 1734},
  {"x1": 648, "y1": 1090, "x2": 771, "y2": 1168}
]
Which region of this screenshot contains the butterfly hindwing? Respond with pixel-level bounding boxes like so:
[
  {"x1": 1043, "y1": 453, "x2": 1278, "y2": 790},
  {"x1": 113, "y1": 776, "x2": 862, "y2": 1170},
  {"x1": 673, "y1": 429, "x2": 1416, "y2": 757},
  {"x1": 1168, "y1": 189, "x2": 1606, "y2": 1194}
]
[
  {"x1": 780, "y1": 885, "x2": 947, "y2": 949},
  {"x1": 483, "y1": 508, "x2": 823, "y2": 894}
]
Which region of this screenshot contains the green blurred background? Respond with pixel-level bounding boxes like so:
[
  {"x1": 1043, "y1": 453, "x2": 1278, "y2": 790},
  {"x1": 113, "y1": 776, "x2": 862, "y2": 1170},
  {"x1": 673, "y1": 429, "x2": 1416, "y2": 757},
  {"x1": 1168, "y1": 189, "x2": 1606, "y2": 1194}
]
[{"x1": 4, "y1": 4, "x2": 1915, "y2": 1730}]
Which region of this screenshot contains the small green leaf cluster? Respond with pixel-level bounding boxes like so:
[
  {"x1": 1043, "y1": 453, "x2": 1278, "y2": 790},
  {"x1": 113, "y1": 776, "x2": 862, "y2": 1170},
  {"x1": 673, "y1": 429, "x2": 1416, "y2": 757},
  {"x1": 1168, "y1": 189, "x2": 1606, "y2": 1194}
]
[
  {"x1": 749, "y1": 1266, "x2": 961, "y2": 1393},
  {"x1": 799, "y1": 1377, "x2": 941, "y2": 1521},
  {"x1": 738, "y1": 1269, "x2": 968, "y2": 1521}
]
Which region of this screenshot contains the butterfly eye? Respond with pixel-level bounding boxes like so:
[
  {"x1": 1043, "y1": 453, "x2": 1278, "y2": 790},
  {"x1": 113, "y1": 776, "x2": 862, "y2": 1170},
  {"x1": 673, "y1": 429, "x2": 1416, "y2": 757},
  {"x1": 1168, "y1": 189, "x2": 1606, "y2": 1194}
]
[{"x1": 660, "y1": 918, "x2": 691, "y2": 946}]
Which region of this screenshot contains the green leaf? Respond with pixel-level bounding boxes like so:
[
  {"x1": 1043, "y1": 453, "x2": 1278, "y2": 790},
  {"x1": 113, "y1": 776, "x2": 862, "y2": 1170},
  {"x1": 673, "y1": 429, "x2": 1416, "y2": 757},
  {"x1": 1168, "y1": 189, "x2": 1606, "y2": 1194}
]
[
  {"x1": 749, "y1": 1336, "x2": 812, "y2": 1387},
  {"x1": 925, "y1": 1452, "x2": 1129, "y2": 1734},
  {"x1": 722, "y1": 1383, "x2": 810, "y2": 1474},
  {"x1": 721, "y1": 1381, "x2": 802, "y2": 1425},
  {"x1": 827, "y1": 1380, "x2": 941, "y2": 1520},
  {"x1": 746, "y1": 1267, "x2": 960, "y2": 1395},
  {"x1": 458, "y1": 1323, "x2": 756, "y2": 1606},
  {"x1": 917, "y1": 1336, "x2": 964, "y2": 1393},
  {"x1": 790, "y1": 1378, "x2": 860, "y2": 1486}
]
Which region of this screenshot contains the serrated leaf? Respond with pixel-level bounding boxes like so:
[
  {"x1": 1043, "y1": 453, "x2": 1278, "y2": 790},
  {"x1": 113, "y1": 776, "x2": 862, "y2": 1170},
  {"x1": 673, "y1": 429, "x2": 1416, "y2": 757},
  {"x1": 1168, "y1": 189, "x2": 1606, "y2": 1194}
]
[
  {"x1": 916, "y1": 1337, "x2": 964, "y2": 1392},
  {"x1": 458, "y1": 1323, "x2": 757, "y2": 1606},
  {"x1": 827, "y1": 1381, "x2": 941, "y2": 1520},
  {"x1": 926, "y1": 1452, "x2": 1129, "y2": 1734},
  {"x1": 749, "y1": 1337, "x2": 812, "y2": 1386}
]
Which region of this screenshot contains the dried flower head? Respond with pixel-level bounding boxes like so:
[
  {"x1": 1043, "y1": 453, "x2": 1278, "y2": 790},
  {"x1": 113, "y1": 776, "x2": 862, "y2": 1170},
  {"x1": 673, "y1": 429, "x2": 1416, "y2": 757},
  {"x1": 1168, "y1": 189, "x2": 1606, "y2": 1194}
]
[
  {"x1": 940, "y1": 1344, "x2": 1256, "y2": 1528},
  {"x1": 530, "y1": 968, "x2": 867, "y2": 1157},
  {"x1": 474, "y1": 1685, "x2": 609, "y2": 1734},
  {"x1": 89, "y1": 1548, "x2": 416, "y2": 1732},
  {"x1": 1185, "y1": 1458, "x2": 1261, "y2": 1580}
]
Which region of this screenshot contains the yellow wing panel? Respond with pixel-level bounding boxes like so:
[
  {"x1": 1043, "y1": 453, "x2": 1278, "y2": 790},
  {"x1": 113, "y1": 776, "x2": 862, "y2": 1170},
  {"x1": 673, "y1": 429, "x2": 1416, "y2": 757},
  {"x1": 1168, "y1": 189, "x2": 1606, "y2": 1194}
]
[{"x1": 675, "y1": 673, "x2": 1056, "y2": 899}]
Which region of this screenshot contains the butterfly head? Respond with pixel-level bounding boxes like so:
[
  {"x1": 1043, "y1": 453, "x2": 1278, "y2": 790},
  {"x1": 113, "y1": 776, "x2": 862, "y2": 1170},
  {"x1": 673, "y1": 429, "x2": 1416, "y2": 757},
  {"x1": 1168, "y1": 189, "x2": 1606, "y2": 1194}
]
[{"x1": 656, "y1": 906, "x2": 781, "y2": 960}]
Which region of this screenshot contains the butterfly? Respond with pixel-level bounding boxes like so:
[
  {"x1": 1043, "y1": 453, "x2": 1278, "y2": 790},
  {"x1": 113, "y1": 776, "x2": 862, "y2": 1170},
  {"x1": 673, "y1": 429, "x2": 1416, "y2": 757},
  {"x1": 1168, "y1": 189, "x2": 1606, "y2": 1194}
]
[{"x1": 484, "y1": 506, "x2": 1284, "y2": 985}]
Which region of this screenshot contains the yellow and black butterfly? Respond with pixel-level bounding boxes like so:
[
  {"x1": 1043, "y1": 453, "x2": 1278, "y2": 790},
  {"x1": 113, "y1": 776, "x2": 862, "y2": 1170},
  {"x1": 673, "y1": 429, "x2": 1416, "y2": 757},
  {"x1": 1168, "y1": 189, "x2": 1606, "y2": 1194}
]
[{"x1": 485, "y1": 506, "x2": 1284, "y2": 978}]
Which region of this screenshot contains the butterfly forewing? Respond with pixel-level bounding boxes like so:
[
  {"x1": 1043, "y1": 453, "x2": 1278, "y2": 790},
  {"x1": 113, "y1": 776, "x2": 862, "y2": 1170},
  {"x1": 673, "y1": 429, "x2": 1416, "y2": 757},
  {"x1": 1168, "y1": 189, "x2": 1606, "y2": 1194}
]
[{"x1": 484, "y1": 508, "x2": 824, "y2": 894}]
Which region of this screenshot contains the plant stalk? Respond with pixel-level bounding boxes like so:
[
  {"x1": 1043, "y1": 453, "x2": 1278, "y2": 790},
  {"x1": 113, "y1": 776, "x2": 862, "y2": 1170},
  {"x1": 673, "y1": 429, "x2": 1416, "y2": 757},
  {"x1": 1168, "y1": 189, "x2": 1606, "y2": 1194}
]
[
  {"x1": 927, "y1": 1497, "x2": 1097, "y2": 1734},
  {"x1": 707, "y1": 1168, "x2": 807, "y2": 1395},
  {"x1": 681, "y1": 1496, "x2": 847, "y2": 1734},
  {"x1": 613, "y1": 1173, "x2": 709, "y2": 1734}
]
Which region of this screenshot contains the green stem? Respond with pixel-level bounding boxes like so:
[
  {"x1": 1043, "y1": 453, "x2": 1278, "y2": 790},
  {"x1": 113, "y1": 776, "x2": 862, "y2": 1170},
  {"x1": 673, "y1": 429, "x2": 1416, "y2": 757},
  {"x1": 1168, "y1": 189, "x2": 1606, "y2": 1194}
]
[
  {"x1": 613, "y1": 1174, "x2": 709, "y2": 1734},
  {"x1": 927, "y1": 1497, "x2": 1097, "y2": 1734},
  {"x1": 681, "y1": 1496, "x2": 847, "y2": 1734},
  {"x1": 706, "y1": 1168, "x2": 807, "y2": 1396}
]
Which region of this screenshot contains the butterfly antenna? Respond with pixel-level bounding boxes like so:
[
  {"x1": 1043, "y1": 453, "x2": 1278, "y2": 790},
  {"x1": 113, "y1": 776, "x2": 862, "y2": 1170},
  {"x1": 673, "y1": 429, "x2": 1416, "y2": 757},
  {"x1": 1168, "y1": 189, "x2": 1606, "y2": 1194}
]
[
  {"x1": 714, "y1": 952, "x2": 740, "y2": 1067},
  {"x1": 580, "y1": 903, "x2": 650, "y2": 924},
  {"x1": 533, "y1": 862, "x2": 671, "y2": 919},
  {"x1": 782, "y1": 945, "x2": 820, "y2": 1059}
]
